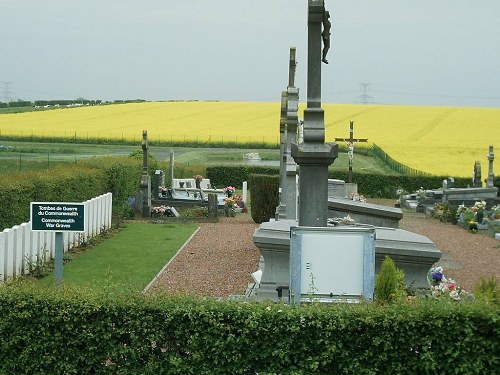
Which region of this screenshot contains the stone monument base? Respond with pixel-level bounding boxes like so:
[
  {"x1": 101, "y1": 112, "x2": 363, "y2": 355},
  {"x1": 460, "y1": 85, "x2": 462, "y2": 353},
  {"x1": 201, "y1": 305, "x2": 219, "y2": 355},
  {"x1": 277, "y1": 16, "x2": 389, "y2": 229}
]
[{"x1": 252, "y1": 219, "x2": 441, "y2": 301}]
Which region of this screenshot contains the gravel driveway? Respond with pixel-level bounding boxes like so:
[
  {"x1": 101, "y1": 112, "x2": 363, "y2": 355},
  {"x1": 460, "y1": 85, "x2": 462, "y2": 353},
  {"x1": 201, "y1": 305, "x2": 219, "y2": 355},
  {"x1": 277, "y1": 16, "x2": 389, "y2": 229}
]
[{"x1": 148, "y1": 208, "x2": 500, "y2": 297}]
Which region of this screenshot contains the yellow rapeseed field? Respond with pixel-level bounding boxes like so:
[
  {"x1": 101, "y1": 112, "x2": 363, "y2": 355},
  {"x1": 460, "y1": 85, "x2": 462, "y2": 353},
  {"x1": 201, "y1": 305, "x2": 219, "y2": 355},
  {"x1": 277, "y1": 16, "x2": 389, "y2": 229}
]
[{"x1": 0, "y1": 101, "x2": 498, "y2": 177}]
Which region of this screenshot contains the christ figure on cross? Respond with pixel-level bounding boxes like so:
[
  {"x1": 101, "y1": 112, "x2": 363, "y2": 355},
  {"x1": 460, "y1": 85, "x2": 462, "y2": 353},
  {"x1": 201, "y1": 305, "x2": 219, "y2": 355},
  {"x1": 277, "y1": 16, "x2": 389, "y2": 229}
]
[{"x1": 334, "y1": 121, "x2": 368, "y2": 183}]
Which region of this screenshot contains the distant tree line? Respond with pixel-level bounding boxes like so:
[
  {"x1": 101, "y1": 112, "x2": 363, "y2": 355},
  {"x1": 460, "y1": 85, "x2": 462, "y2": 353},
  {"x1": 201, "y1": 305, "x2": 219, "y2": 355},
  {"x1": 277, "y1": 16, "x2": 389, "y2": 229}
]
[{"x1": 0, "y1": 98, "x2": 147, "y2": 108}]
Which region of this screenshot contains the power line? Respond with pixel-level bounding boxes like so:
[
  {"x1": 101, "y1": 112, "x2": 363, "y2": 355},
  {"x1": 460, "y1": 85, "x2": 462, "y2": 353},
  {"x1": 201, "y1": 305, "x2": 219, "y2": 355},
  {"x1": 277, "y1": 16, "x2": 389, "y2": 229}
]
[
  {"x1": 0, "y1": 81, "x2": 14, "y2": 102},
  {"x1": 358, "y1": 82, "x2": 373, "y2": 104}
]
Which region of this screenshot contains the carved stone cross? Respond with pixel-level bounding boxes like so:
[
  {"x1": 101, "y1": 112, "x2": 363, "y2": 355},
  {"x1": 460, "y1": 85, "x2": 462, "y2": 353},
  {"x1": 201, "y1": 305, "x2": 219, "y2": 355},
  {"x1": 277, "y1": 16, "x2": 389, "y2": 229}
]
[{"x1": 142, "y1": 130, "x2": 148, "y2": 171}]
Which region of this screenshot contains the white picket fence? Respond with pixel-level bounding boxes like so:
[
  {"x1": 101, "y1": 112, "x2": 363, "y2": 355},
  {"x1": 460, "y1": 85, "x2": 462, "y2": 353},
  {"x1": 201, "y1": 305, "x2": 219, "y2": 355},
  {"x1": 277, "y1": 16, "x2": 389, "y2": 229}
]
[{"x1": 0, "y1": 193, "x2": 113, "y2": 282}]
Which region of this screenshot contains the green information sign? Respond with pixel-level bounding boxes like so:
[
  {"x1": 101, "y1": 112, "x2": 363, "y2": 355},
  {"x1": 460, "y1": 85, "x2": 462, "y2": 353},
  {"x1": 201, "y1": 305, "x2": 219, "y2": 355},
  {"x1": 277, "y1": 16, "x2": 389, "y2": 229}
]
[{"x1": 31, "y1": 202, "x2": 86, "y2": 232}]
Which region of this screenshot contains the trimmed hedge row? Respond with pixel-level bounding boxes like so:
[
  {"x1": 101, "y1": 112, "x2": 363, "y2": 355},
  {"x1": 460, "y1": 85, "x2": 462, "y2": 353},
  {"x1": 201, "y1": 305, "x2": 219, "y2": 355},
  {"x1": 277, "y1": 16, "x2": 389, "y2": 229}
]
[
  {"x1": 0, "y1": 157, "x2": 143, "y2": 231},
  {"x1": 329, "y1": 170, "x2": 472, "y2": 198},
  {"x1": 206, "y1": 166, "x2": 479, "y2": 199},
  {"x1": 206, "y1": 166, "x2": 280, "y2": 190},
  {"x1": 249, "y1": 174, "x2": 279, "y2": 223},
  {"x1": 0, "y1": 286, "x2": 498, "y2": 374}
]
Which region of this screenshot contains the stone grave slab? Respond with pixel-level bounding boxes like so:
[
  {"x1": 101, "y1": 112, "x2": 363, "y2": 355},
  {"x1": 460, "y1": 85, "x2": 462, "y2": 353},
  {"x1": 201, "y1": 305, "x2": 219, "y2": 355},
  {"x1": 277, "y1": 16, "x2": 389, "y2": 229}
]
[{"x1": 328, "y1": 198, "x2": 403, "y2": 228}]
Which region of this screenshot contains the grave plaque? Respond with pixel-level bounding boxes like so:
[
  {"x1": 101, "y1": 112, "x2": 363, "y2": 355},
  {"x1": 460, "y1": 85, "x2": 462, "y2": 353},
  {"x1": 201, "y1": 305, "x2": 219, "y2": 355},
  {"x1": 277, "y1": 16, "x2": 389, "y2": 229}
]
[{"x1": 289, "y1": 226, "x2": 375, "y2": 304}]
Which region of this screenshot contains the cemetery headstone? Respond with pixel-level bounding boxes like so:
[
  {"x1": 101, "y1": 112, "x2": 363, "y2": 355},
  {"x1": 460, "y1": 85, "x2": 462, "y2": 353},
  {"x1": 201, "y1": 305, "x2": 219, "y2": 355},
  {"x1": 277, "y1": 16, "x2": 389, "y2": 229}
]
[
  {"x1": 291, "y1": 0, "x2": 338, "y2": 227},
  {"x1": 140, "y1": 130, "x2": 151, "y2": 217},
  {"x1": 169, "y1": 148, "x2": 174, "y2": 188},
  {"x1": 284, "y1": 47, "x2": 299, "y2": 220},
  {"x1": 276, "y1": 91, "x2": 288, "y2": 219},
  {"x1": 328, "y1": 179, "x2": 346, "y2": 199},
  {"x1": 473, "y1": 161, "x2": 482, "y2": 188},
  {"x1": 487, "y1": 145, "x2": 495, "y2": 188},
  {"x1": 154, "y1": 170, "x2": 165, "y2": 198}
]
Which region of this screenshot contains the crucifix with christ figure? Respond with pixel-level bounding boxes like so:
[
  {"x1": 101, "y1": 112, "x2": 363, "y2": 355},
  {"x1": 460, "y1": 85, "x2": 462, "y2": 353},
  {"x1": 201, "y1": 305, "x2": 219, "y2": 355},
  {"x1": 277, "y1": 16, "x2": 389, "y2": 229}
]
[{"x1": 334, "y1": 121, "x2": 368, "y2": 183}]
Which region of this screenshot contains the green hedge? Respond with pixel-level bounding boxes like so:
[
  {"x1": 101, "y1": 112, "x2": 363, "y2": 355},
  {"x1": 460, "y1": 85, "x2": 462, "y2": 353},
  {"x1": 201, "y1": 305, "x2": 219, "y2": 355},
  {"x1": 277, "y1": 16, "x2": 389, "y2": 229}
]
[
  {"x1": 0, "y1": 157, "x2": 143, "y2": 231},
  {"x1": 206, "y1": 166, "x2": 280, "y2": 189},
  {"x1": 206, "y1": 166, "x2": 475, "y2": 199},
  {"x1": 0, "y1": 286, "x2": 498, "y2": 374},
  {"x1": 249, "y1": 174, "x2": 279, "y2": 223},
  {"x1": 329, "y1": 170, "x2": 471, "y2": 198}
]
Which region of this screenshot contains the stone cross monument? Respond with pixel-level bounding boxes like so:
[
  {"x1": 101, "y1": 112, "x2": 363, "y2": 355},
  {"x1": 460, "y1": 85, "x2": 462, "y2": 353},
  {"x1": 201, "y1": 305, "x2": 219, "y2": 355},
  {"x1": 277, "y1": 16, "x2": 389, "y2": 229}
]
[
  {"x1": 487, "y1": 145, "x2": 495, "y2": 188},
  {"x1": 284, "y1": 47, "x2": 299, "y2": 220},
  {"x1": 334, "y1": 121, "x2": 368, "y2": 183},
  {"x1": 277, "y1": 47, "x2": 299, "y2": 220},
  {"x1": 473, "y1": 161, "x2": 482, "y2": 188},
  {"x1": 291, "y1": 0, "x2": 338, "y2": 227},
  {"x1": 169, "y1": 148, "x2": 175, "y2": 188},
  {"x1": 140, "y1": 130, "x2": 151, "y2": 217},
  {"x1": 276, "y1": 91, "x2": 288, "y2": 219}
]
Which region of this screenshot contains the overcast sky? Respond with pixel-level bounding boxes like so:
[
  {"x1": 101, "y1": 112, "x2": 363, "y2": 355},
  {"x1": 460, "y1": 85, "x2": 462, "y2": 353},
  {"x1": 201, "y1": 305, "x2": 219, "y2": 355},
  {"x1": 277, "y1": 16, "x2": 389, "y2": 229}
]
[{"x1": 1, "y1": 0, "x2": 499, "y2": 107}]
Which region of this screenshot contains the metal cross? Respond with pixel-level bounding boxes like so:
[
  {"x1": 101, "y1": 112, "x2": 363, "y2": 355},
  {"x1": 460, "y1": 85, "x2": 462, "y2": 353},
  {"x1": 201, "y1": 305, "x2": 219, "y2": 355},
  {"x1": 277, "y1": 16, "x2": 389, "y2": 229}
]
[{"x1": 334, "y1": 121, "x2": 368, "y2": 183}]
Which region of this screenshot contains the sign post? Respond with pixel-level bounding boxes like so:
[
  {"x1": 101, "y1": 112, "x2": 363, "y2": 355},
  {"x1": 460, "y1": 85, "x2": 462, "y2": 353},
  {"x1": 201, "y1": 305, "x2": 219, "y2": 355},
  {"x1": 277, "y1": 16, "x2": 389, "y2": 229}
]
[{"x1": 31, "y1": 202, "x2": 86, "y2": 285}]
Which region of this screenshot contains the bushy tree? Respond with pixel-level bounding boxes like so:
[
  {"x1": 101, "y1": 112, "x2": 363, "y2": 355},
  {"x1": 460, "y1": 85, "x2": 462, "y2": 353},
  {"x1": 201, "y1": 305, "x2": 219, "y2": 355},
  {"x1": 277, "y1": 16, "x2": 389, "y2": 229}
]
[{"x1": 375, "y1": 256, "x2": 406, "y2": 303}]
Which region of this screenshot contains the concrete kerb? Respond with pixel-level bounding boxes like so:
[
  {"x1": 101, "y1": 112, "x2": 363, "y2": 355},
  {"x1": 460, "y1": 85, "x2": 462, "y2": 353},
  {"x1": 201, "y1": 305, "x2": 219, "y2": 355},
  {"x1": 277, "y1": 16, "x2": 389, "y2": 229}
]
[{"x1": 143, "y1": 226, "x2": 201, "y2": 293}]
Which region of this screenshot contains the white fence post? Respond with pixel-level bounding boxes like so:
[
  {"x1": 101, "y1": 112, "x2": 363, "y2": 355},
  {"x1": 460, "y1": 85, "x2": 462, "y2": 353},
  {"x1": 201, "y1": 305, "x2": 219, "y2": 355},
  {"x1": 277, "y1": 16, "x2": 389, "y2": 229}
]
[
  {"x1": 0, "y1": 231, "x2": 6, "y2": 282},
  {"x1": 3, "y1": 229, "x2": 14, "y2": 279}
]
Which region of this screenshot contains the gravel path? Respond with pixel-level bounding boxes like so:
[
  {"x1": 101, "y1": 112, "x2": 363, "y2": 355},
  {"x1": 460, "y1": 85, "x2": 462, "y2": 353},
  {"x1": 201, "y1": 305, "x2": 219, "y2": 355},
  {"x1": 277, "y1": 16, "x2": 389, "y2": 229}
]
[
  {"x1": 399, "y1": 212, "x2": 500, "y2": 291},
  {"x1": 148, "y1": 209, "x2": 500, "y2": 297}
]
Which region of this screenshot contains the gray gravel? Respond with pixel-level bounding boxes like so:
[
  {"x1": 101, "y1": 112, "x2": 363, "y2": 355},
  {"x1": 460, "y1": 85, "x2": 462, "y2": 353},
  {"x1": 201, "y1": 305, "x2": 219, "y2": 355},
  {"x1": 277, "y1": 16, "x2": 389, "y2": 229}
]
[{"x1": 148, "y1": 209, "x2": 500, "y2": 297}]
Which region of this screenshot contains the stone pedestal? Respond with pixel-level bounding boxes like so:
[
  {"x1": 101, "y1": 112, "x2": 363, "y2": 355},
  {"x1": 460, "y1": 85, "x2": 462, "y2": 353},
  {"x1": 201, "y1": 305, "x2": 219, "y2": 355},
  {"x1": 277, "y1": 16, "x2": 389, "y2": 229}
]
[
  {"x1": 140, "y1": 172, "x2": 151, "y2": 217},
  {"x1": 252, "y1": 220, "x2": 297, "y2": 300},
  {"x1": 291, "y1": 141, "x2": 338, "y2": 226},
  {"x1": 252, "y1": 220, "x2": 441, "y2": 300}
]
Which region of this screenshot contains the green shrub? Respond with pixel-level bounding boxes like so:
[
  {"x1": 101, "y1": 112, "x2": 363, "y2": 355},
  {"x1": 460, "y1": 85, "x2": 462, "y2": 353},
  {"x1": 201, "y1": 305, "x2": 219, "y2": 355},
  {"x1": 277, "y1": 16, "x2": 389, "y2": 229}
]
[
  {"x1": 180, "y1": 205, "x2": 209, "y2": 218},
  {"x1": 249, "y1": 174, "x2": 279, "y2": 223},
  {"x1": 474, "y1": 276, "x2": 500, "y2": 306},
  {"x1": 206, "y1": 166, "x2": 279, "y2": 189},
  {"x1": 0, "y1": 285, "x2": 498, "y2": 374},
  {"x1": 375, "y1": 256, "x2": 406, "y2": 303},
  {"x1": 0, "y1": 157, "x2": 142, "y2": 230}
]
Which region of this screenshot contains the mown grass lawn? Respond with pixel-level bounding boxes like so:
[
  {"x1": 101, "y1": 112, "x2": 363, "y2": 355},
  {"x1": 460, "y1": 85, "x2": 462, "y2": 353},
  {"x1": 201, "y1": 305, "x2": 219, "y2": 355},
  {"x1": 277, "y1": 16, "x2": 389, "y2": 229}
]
[{"x1": 37, "y1": 222, "x2": 198, "y2": 292}]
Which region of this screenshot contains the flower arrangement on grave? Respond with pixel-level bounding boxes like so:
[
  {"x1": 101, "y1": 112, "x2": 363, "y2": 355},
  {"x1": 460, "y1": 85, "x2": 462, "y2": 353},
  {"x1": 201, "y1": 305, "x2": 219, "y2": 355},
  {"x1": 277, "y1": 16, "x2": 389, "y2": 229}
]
[
  {"x1": 233, "y1": 194, "x2": 248, "y2": 213},
  {"x1": 471, "y1": 200, "x2": 486, "y2": 212},
  {"x1": 433, "y1": 203, "x2": 446, "y2": 221},
  {"x1": 349, "y1": 192, "x2": 366, "y2": 202},
  {"x1": 456, "y1": 204, "x2": 468, "y2": 215},
  {"x1": 224, "y1": 197, "x2": 236, "y2": 206},
  {"x1": 395, "y1": 188, "x2": 407, "y2": 205},
  {"x1": 415, "y1": 187, "x2": 426, "y2": 201},
  {"x1": 329, "y1": 214, "x2": 356, "y2": 226},
  {"x1": 223, "y1": 197, "x2": 237, "y2": 217},
  {"x1": 223, "y1": 185, "x2": 236, "y2": 197},
  {"x1": 457, "y1": 204, "x2": 476, "y2": 225},
  {"x1": 151, "y1": 205, "x2": 174, "y2": 217},
  {"x1": 159, "y1": 186, "x2": 168, "y2": 196},
  {"x1": 490, "y1": 205, "x2": 500, "y2": 220},
  {"x1": 427, "y1": 266, "x2": 470, "y2": 301},
  {"x1": 471, "y1": 200, "x2": 487, "y2": 224}
]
